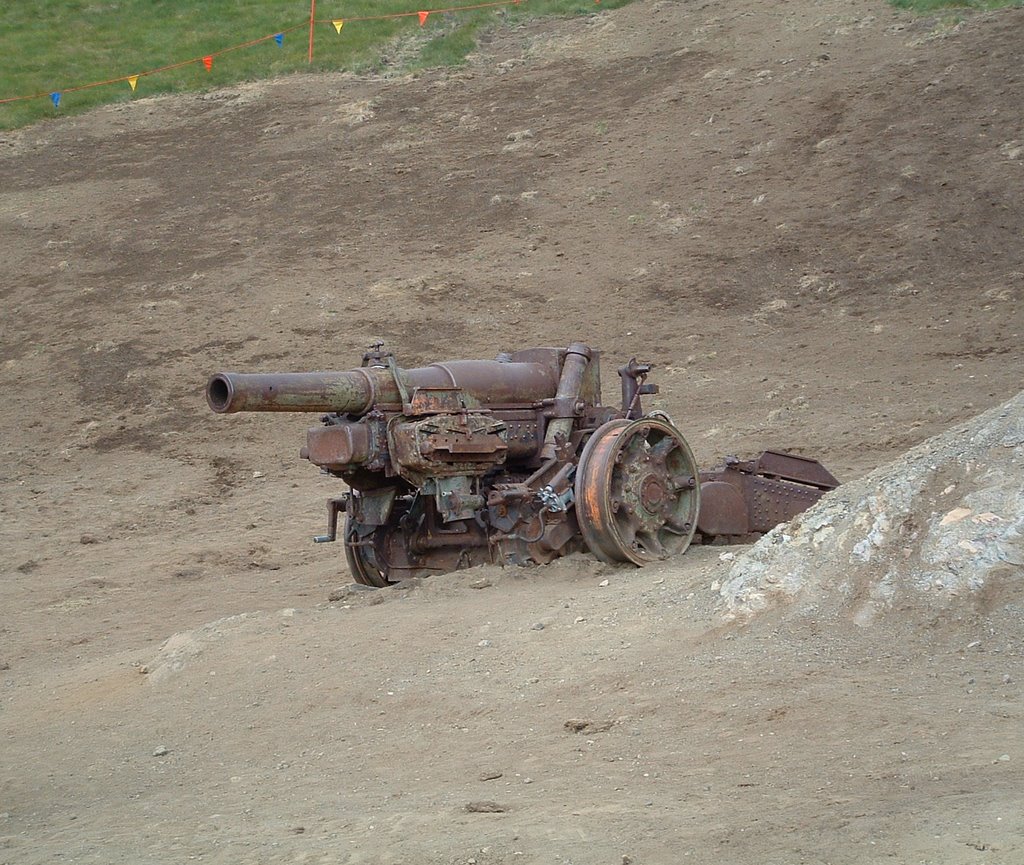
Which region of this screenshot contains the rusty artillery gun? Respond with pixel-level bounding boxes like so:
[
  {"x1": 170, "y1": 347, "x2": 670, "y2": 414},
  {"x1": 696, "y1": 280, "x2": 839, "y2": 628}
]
[{"x1": 206, "y1": 343, "x2": 838, "y2": 586}]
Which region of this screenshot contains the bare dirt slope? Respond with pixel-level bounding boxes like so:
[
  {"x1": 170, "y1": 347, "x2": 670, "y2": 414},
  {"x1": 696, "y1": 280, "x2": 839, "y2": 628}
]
[{"x1": 1, "y1": 0, "x2": 1023, "y2": 861}]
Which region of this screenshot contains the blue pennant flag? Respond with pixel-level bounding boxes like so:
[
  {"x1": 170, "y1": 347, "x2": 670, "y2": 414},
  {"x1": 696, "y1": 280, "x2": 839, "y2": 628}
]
[
  {"x1": 50, "y1": 91, "x2": 61, "y2": 108},
  {"x1": 273, "y1": 33, "x2": 283, "y2": 47}
]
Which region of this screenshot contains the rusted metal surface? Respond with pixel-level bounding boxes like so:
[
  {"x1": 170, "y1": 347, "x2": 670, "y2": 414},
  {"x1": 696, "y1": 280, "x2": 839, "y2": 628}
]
[
  {"x1": 696, "y1": 451, "x2": 840, "y2": 541},
  {"x1": 207, "y1": 370, "x2": 377, "y2": 414},
  {"x1": 722, "y1": 450, "x2": 839, "y2": 490},
  {"x1": 206, "y1": 343, "x2": 840, "y2": 585},
  {"x1": 539, "y1": 342, "x2": 591, "y2": 461},
  {"x1": 207, "y1": 354, "x2": 561, "y2": 414},
  {"x1": 618, "y1": 359, "x2": 659, "y2": 420},
  {"x1": 694, "y1": 481, "x2": 749, "y2": 537},
  {"x1": 575, "y1": 418, "x2": 699, "y2": 564},
  {"x1": 302, "y1": 423, "x2": 372, "y2": 471}
]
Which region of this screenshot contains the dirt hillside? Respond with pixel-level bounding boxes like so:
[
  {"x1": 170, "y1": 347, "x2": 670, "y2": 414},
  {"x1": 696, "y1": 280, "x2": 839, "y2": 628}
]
[{"x1": 1, "y1": 0, "x2": 1023, "y2": 862}]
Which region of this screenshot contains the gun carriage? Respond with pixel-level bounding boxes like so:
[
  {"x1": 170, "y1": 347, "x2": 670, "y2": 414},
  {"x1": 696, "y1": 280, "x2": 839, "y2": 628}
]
[{"x1": 207, "y1": 343, "x2": 837, "y2": 586}]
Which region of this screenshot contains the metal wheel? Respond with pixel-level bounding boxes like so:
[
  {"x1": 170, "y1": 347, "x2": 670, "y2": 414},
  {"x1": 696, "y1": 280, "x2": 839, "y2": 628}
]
[
  {"x1": 575, "y1": 417, "x2": 700, "y2": 565},
  {"x1": 343, "y1": 514, "x2": 390, "y2": 587}
]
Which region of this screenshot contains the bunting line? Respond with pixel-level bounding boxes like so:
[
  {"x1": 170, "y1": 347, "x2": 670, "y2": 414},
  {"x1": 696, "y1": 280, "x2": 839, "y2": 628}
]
[
  {"x1": 320, "y1": 0, "x2": 521, "y2": 26},
  {"x1": 0, "y1": 22, "x2": 308, "y2": 106},
  {"x1": 0, "y1": 0, "x2": 528, "y2": 108}
]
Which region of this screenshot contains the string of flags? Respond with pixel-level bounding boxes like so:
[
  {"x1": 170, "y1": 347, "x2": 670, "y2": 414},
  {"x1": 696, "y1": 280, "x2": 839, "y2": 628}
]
[{"x1": 0, "y1": 0, "x2": 540, "y2": 110}]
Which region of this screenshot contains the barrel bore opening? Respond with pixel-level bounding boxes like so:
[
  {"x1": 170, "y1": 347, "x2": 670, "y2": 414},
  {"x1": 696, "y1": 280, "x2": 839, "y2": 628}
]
[{"x1": 207, "y1": 376, "x2": 233, "y2": 412}]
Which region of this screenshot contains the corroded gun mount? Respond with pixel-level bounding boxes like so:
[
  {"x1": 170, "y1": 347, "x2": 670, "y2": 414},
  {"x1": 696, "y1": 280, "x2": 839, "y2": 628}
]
[{"x1": 206, "y1": 343, "x2": 837, "y2": 586}]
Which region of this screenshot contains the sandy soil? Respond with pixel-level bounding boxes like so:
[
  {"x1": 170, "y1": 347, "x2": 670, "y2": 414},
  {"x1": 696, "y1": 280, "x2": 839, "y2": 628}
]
[{"x1": 1, "y1": 0, "x2": 1022, "y2": 861}]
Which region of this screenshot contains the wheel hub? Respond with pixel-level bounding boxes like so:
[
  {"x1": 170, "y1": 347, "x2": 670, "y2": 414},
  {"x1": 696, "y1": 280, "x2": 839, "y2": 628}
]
[{"x1": 639, "y1": 474, "x2": 668, "y2": 511}]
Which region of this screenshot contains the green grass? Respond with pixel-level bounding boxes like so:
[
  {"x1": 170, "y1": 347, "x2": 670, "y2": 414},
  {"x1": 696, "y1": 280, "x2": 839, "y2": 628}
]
[
  {"x1": 889, "y1": 0, "x2": 1022, "y2": 11},
  {"x1": 0, "y1": 0, "x2": 631, "y2": 129}
]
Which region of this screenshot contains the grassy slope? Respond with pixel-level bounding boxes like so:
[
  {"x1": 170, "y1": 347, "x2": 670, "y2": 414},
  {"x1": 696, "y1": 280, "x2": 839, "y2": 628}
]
[
  {"x1": 0, "y1": 0, "x2": 628, "y2": 129},
  {"x1": 2, "y1": 0, "x2": 1020, "y2": 130}
]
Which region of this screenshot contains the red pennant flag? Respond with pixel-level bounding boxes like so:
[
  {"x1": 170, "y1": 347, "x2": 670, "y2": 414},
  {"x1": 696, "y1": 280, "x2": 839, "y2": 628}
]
[
  {"x1": 202, "y1": 56, "x2": 213, "y2": 72},
  {"x1": 418, "y1": 10, "x2": 429, "y2": 26}
]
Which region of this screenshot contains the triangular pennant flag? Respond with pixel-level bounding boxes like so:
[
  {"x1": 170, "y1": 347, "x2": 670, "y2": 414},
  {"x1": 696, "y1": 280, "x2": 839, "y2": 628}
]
[
  {"x1": 332, "y1": 19, "x2": 344, "y2": 34},
  {"x1": 274, "y1": 33, "x2": 284, "y2": 47},
  {"x1": 418, "y1": 10, "x2": 429, "y2": 26},
  {"x1": 202, "y1": 55, "x2": 213, "y2": 72},
  {"x1": 128, "y1": 75, "x2": 139, "y2": 92},
  {"x1": 50, "y1": 91, "x2": 61, "y2": 108}
]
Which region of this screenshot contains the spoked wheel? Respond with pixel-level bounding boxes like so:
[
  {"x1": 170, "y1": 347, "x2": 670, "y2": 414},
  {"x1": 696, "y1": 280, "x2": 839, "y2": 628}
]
[
  {"x1": 343, "y1": 514, "x2": 390, "y2": 587},
  {"x1": 575, "y1": 417, "x2": 700, "y2": 565}
]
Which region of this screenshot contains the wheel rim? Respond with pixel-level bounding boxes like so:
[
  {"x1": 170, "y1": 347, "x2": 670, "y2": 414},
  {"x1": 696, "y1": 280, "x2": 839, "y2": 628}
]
[
  {"x1": 575, "y1": 417, "x2": 700, "y2": 565},
  {"x1": 343, "y1": 514, "x2": 389, "y2": 587}
]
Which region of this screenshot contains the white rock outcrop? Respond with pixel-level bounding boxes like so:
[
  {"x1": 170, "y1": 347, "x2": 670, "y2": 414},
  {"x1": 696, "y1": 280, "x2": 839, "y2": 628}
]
[{"x1": 721, "y1": 392, "x2": 1024, "y2": 625}]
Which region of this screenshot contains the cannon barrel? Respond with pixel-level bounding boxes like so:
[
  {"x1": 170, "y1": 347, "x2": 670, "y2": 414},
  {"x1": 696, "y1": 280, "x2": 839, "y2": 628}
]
[{"x1": 207, "y1": 358, "x2": 562, "y2": 414}]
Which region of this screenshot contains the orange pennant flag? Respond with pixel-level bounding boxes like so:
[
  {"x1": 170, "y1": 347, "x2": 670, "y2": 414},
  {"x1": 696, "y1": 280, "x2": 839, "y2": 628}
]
[
  {"x1": 202, "y1": 55, "x2": 213, "y2": 72},
  {"x1": 128, "y1": 75, "x2": 139, "y2": 92},
  {"x1": 418, "y1": 10, "x2": 429, "y2": 26},
  {"x1": 332, "y1": 18, "x2": 344, "y2": 33}
]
